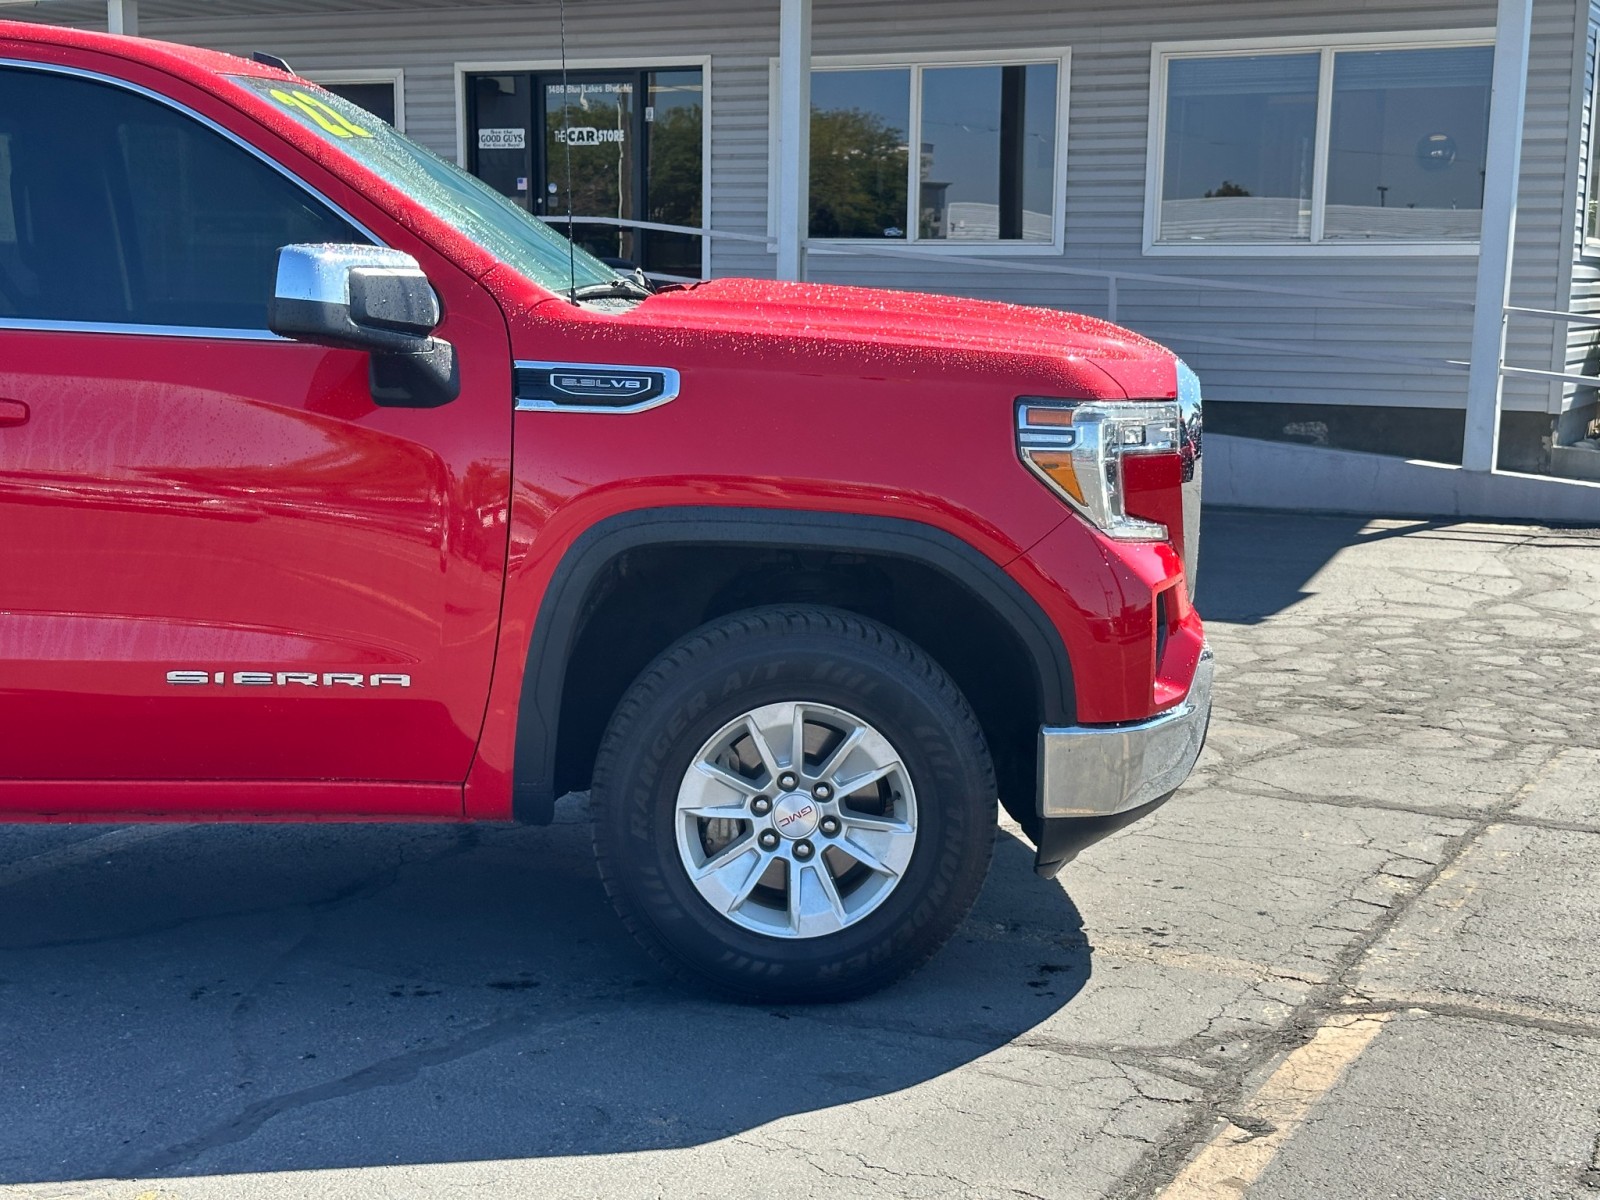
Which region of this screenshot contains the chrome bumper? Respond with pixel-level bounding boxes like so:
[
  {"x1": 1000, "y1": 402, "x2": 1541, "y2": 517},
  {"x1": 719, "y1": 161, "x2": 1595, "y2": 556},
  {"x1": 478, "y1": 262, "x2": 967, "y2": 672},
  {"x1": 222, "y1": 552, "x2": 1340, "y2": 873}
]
[{"x1": 1037, "y1": 647, "x2": 1214, "y2": 820}]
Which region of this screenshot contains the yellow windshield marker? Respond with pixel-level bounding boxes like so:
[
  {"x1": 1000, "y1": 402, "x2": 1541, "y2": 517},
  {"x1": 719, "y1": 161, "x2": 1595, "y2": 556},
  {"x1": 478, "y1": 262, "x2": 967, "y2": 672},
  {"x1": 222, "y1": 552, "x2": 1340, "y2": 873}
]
[
  {"x1": 293, "y1": 90, "x2": 373, "y2": 138},
  {"x1": 270, "y1": 87, "x2": 347, "y2": 136},
  {"x1": 269, "y1": 88, "x2": 373, "y2": 138}
]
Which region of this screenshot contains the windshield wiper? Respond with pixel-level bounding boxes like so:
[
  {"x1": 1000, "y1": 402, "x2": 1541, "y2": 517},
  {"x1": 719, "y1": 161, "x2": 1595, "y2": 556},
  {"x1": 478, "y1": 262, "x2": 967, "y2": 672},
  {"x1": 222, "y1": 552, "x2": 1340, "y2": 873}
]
[{"x1": 568, "y1": 273, "x2": 653, "y2": 303}]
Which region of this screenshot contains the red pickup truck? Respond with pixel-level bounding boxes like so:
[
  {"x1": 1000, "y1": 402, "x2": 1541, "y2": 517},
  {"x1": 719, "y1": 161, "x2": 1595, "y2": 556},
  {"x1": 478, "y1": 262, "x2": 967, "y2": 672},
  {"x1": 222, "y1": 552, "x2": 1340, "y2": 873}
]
[{"x1": 0, "y1": 22, "x2": 1210, "y2": 1001}]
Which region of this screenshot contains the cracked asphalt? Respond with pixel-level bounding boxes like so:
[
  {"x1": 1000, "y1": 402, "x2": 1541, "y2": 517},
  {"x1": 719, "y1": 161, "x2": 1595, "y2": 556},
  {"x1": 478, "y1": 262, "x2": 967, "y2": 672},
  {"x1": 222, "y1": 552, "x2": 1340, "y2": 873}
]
[{"x1": 1, "y1": 508, "x2": 1597, "y2": 1199}]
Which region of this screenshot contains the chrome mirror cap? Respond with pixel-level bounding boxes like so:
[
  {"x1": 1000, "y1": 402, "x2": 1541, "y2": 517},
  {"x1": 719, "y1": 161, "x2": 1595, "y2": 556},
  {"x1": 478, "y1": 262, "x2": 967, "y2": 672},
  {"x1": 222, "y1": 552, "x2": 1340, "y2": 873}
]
[{"x1": 270, "y1": 243, "x2": 440, "y2": 354}]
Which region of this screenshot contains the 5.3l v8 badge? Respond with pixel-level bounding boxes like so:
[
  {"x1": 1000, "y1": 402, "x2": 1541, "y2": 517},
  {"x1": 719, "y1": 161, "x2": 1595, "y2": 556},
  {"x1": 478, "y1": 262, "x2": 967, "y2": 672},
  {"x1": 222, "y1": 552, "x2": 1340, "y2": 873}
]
[
  {"x1": 514, "y1": 360, "x2": 680, "y2": 413},
  {"x1": 550, "y1": 372, "x2": 651, "y2": 398}
]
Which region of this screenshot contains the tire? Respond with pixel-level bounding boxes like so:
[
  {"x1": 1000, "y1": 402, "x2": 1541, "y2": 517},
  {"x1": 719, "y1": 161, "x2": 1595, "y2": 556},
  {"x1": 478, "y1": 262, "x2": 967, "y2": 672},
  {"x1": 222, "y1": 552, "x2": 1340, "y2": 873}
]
[{"x1": 591, "y1": 605, "x2": 996, "y2": 1003}]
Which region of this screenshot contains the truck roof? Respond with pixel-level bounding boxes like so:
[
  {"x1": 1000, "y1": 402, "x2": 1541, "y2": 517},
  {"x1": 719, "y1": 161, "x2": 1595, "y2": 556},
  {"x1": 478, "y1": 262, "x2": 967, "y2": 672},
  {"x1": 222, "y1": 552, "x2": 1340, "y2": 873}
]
[{"x1": 0, "y1": 18, "x2": 290, "y2": 84}]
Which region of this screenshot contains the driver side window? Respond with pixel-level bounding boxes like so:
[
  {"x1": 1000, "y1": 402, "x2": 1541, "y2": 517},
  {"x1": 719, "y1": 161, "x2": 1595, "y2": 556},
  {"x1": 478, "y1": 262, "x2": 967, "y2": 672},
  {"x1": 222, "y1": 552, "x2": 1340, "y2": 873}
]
[{"x1": 0, "y1": 65, "x2": 363, "y2": 330}]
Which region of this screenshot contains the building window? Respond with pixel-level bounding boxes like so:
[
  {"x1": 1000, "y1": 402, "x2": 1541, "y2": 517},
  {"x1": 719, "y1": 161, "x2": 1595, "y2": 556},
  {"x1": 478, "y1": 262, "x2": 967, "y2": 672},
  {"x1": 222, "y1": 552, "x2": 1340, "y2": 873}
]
[
  {"x1": 1160, "y1": 54, "x2": 1319, "y2": 244},
  {"x1": 779, "y1": 52, "x2": 1068, "y2": 251},
  {"x1": 311, "y1": 71, "x2": 404, "y2": 131},
  {"x1": 809, "y1": 68, "x2": 910, "y2": 239},
  {"x1": 1583, "y1": 37, "x2": 1600, "y2": 254},
  {"x1": 1149, "y1": 37, "x2": 1493, "y2": 253}
]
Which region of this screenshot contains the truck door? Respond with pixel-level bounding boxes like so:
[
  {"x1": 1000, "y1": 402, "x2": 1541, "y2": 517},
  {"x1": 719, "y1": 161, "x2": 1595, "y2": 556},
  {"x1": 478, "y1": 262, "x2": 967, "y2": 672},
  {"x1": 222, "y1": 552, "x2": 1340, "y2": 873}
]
[{"x1": 0, "y1": 63, "x2": 510, "y2": 808}]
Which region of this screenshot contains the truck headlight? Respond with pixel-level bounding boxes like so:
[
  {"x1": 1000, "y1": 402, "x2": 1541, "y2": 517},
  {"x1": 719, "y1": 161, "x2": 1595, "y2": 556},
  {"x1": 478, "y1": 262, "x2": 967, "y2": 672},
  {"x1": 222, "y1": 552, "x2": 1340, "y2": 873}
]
[{"x1": 1016, "y1": 399, "x2": 1180, "y2": 541}]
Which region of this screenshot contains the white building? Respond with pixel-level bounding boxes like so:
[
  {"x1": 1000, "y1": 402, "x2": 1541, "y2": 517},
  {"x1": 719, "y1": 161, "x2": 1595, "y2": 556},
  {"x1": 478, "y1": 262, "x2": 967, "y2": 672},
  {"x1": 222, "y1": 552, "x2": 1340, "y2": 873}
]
[{"x1": 13, "y1": 0, "x2": 1600, "y2": 519}]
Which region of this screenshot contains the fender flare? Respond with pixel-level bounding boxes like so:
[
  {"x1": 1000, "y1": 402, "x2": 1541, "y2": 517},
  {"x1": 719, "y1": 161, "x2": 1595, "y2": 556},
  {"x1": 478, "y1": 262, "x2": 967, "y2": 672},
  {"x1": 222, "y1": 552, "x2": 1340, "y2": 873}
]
[{"x1": 511, "y1": 506, "x2": 1075, "y2": 822}]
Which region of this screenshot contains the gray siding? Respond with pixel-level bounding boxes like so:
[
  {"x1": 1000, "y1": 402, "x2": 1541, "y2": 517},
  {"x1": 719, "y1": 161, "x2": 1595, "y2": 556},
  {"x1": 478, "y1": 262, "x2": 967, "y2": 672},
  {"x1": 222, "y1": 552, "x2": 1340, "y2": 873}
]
[
  {"x1": 761, "y1": 0, "x2": 1571, "y2": 422},
  {"x1": 18, "y1": 0, "x2": 1586, "y2": 427}
]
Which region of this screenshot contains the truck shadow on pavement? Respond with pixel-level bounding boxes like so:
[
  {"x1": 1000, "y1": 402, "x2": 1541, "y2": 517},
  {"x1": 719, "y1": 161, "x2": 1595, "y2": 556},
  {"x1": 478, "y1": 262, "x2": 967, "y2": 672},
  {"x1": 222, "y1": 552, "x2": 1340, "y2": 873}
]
[
  {"x1": 1197, "y1": 507, "x2": 1414, "y2": 624},
  {"x1": 0, "y1": 806, "x2": 1089, "y2": 1182}
]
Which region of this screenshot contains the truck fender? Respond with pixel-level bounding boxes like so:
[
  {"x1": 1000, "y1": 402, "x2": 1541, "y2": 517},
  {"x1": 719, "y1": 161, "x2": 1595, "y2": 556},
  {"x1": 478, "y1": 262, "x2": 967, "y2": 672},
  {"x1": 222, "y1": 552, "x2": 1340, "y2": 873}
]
[{"x1": 510, "y1": 506, "x2": 1076, "y2": 823}]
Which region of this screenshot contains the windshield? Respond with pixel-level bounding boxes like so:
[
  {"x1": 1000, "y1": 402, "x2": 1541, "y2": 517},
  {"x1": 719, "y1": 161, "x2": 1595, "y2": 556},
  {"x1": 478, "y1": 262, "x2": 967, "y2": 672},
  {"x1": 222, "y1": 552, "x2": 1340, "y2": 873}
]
[{"x1": 235, "y1": 77, "x2": 617, "y2": 296}]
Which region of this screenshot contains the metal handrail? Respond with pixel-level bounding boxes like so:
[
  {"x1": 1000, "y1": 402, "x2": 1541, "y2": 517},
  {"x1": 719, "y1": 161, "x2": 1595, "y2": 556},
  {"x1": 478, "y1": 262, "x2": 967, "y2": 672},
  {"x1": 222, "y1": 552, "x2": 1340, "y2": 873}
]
[
  {"x1": 1498, "y1": 308, "x2": 1600, "y2": 388},
  {"x1": 1501, "y1": 365, "x2": 1600, "y2": 387},
  {"x1": 802, "y1": 241, "x2": 1473, "y2": 316},
  {"x1": 539, "y1": 215, "x2": 1468, "y2": 314},
  {"x1": 541, "y1": 214, "x2": 770, "y2": 244},
  {"x1": 1138, "y1": 331, "x2": 1472, "y2": 373},
  {"x1": 1504, "y1": 305, "x2": 1600, "y2": 328}
]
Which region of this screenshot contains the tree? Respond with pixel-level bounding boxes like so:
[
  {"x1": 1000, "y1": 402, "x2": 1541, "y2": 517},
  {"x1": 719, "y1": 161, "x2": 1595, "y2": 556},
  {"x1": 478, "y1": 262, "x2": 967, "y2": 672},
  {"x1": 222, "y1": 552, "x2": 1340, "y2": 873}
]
[
  {"x1": 647, "y1": 103, "x2": 702, "y2": 228},
  {"x1": 807, "y1": 106, "x2": 909, "y2": 238}
]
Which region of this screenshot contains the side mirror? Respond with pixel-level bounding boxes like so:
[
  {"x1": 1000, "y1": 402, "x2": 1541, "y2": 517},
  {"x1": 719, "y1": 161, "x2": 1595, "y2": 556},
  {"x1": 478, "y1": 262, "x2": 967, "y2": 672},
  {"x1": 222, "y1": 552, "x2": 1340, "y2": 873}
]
[{"x1": 269, "y1": 244, "x2": 460, "y2": 408}]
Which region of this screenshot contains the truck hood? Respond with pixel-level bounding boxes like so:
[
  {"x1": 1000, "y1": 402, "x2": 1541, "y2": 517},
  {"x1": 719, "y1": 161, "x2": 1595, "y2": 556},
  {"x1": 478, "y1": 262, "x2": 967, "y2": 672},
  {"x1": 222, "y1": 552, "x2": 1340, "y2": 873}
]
[{"x1": 621, "y1": 277, "x2": 1179, "y2": 400}]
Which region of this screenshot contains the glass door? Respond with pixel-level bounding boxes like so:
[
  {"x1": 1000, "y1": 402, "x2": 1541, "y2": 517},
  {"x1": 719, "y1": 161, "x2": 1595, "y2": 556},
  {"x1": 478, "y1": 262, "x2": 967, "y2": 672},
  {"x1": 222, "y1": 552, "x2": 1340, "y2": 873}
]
[
  {"x1": 466, "y1": 67, "x2": 702, "y2": 278},
  {"x1": 543, "y1": 74, "x2": 638, "y2": 266},
  {"x1": 469, "y1": 72, "x2": 536, "y2": 211},
  {"x1": 643, "y1": 68, "x2": 704, "y2": 278}
]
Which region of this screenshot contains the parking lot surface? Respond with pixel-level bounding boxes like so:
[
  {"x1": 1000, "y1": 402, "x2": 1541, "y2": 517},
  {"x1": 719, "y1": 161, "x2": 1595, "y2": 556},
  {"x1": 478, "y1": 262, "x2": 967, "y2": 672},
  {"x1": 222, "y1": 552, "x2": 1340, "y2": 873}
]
[{"x1": 1, "y1": 509, "x2": 1597, "y2": 1199}]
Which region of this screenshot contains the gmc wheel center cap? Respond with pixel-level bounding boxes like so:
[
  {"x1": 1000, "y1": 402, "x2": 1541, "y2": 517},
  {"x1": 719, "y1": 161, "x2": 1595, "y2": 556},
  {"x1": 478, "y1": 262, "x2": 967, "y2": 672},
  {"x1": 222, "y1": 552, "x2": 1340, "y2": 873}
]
[{"x1": 772, "y1": 793, "x2": 820, "y2": 840}]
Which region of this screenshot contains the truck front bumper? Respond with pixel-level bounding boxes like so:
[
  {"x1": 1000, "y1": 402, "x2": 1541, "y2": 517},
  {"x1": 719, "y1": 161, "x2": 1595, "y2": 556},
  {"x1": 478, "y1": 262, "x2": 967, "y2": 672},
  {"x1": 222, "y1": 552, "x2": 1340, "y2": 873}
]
[{"x1": 1033, "y1": 646, "x2": 1214, "y2": 877}]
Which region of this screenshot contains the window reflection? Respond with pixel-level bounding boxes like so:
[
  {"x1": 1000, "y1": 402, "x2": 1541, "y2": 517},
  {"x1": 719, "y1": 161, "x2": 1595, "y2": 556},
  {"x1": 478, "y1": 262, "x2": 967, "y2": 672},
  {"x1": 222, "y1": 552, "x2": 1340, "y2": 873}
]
[
  {"x1": 545, "y1": 79, "x2": 636, "y2": 264},
  {"x1": 646, "y1": 69, "x2": 704, "y2": 276},
  {"x1": 809, "y1": 68, "x2": 910, "y2": 239},
  {"x1": 1161, "y1": 53, "x2": 1319, "y2": 243},
  {"x1": 466, "y1": 68, "x2": 703, "y2": 277},
  {"x1": 1324, "y1": 47, "x2": 1491, "y2": 242},
  {"x1": 919, "y1": 63, "x2": 1057, "y2": 242},
  {"x1": 1588, "y1": 72, "x2": 1600, "y2": 246},
  {"x1": 808, "y1": 61, "x2": 1062, "y2": 243},
  {"x1": 1157, "y1": 44, "x2": 1494, "y2": 247},
  {"x1": 320, "y1": 81, "x2": 397, "y2": 127}
]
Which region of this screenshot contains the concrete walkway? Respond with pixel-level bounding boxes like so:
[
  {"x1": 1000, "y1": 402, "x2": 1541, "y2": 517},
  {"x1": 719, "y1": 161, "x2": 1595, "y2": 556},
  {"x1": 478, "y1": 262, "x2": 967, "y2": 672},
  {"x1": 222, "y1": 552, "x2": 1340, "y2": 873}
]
[{"x1": 0, "y1": 510, "x2": 1596, "y2": 1198}]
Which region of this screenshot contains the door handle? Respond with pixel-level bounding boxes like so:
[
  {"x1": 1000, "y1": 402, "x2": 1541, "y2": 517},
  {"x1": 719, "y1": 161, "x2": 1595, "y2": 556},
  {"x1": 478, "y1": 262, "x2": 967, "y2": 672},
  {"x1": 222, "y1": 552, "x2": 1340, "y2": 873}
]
[{"x1": 0, "y1": 399, "x2": 28, "y2": 428}]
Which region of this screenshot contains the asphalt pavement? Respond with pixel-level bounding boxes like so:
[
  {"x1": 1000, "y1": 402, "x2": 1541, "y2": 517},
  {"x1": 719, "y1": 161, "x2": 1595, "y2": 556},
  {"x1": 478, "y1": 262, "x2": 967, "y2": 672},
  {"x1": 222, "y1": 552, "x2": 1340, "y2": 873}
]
[{"x1": 1, "y1": 509, "x2": 1597, "y2": 1199}]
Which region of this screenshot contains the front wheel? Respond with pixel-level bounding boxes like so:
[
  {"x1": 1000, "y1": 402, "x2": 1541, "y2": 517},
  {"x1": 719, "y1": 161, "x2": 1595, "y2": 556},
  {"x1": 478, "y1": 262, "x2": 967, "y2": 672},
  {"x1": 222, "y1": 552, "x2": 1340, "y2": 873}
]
[{"x1": 591, "y1": 606, "x2": 996, "y2": 1002}]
